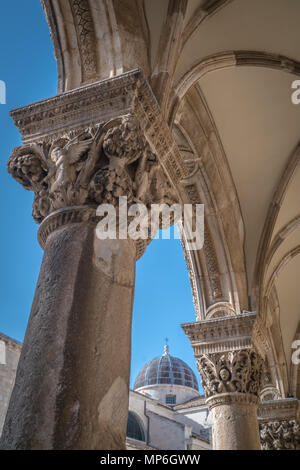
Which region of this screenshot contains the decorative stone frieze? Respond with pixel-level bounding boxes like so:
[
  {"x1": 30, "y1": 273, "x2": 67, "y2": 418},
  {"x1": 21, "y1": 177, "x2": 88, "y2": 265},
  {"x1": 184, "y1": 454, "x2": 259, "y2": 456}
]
[
  {"x1": 8, "y1": 70, "x2": 181, "y2": 255},
  {"x1": 258, "y1": 399, "x2": 300, "y2": 450},
  {"x1": 182, "y1": 312, "x2": 269, "y2": 358},
  {"x1": 260, "y1": 420, "x2": 300, "y2": 450},
  {"x1": 10, "y1": 70, "x2": 140, "y2": 142},
  {"x1": 69, "y1": 0, "x2": 98, "y2": 82}
]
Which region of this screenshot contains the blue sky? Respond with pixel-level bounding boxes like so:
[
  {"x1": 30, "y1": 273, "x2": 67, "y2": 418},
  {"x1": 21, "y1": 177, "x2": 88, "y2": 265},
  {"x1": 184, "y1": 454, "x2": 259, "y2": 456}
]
[{"x1": 0, "y1": 1, "x2": 202, "y2": 392}]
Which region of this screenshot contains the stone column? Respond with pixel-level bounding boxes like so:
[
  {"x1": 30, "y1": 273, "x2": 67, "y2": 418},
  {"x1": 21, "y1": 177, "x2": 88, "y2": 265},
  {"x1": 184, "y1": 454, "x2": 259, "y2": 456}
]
[
  {"x1": 182, "y1": 313, "x2": 269, "y2": 450},
  {"x1": 1, "y1": 214, "x2": 137, "y2": 450},
  {"x1": 258, "y1": 398, "x2": 300, "y2": 450},
  {"x1": 0, "y1": 71, "x2": 178, "y2": 449}
]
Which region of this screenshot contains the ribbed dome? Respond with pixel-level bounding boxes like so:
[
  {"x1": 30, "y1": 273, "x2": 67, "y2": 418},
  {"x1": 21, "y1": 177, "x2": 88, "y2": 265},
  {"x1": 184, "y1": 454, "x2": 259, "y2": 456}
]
[{"x1": 134, "y1": 345, "x2": 199, "y2": 391}]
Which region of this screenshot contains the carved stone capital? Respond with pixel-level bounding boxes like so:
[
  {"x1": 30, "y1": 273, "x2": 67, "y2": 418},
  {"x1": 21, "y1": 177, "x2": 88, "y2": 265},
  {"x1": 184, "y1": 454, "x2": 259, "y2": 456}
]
[{"x1": 197, "y1": 348, "x2": 263, "y2": 400}]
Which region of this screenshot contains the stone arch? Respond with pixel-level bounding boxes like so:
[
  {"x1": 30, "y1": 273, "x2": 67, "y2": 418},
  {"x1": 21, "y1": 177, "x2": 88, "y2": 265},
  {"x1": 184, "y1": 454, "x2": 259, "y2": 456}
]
[
  {"x1": 126, "y1": 411, "x2": 146, "y2": 442},
  {"x1": 264, "y1": 248, "x2": 300, "y2": 307}
]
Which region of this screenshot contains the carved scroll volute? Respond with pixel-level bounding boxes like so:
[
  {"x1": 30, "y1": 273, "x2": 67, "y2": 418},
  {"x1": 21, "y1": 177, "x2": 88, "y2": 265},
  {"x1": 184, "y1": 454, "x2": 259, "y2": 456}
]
[{"x1": 7, "y1": 115, "x2": 178, "y2": 224}]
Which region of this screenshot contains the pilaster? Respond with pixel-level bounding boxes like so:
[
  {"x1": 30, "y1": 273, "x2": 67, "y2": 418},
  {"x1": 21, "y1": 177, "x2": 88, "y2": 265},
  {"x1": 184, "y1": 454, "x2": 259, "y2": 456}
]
[{"x1": 258, "y1": 398, "x2": 300, "y2": 450}]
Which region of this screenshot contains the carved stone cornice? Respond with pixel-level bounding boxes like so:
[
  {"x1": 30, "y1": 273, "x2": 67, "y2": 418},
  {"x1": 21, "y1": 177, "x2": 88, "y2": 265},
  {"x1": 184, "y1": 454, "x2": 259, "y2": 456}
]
[
  {"x1": 182, "y1": 312, "x2": 269, "y2": 357},
  {"x1": 10, "y1": 70, "x2": 142, "y2": 143}
]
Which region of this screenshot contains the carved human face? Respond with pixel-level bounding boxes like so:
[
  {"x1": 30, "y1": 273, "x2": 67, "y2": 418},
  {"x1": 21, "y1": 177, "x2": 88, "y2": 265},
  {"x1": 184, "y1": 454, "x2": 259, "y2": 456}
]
[{"x1": 219, "y1": 367, "x2": 230, "y2": 382}]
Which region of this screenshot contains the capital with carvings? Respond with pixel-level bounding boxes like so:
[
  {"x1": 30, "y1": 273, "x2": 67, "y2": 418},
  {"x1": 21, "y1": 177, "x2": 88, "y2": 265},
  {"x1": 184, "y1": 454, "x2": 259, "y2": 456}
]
[
  {"x1": 258, "y1": 398, "x2": 300, "y2": 450},
  {"x1": 8, "y1": 70, "x2": 179, "y2": 255},
  {"x1": 182, "y1": 313, "x2": 269, "y2": 406}
]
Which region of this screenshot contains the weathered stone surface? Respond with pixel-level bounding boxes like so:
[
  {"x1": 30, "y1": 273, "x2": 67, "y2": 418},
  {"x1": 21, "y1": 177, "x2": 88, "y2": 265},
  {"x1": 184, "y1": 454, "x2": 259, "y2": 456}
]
[
  {"x1": 182, "y1": 313, "x2": 267, "y2": 450},
  {"x1": 0, "y1": 223, "x2": 136, "y2": 450},
  {"x1": 0, "y1": 334, "x2": 21, "y2": 436}
]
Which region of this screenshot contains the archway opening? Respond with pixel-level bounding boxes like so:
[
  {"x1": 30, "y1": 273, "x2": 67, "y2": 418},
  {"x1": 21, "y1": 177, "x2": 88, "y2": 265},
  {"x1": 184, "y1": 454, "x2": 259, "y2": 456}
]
[
  {"x1": 130, "y1": 227, "x2": 203, "y2": 394},
  {"x1": 126, "y1": 412, "x2": 145, "y2": 442}
]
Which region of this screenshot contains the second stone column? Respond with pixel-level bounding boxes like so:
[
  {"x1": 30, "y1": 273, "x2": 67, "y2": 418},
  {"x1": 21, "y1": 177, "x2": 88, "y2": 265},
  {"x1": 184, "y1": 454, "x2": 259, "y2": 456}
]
[{"x1": 182, "y1": 312, "x2": 269, "y2": 450}]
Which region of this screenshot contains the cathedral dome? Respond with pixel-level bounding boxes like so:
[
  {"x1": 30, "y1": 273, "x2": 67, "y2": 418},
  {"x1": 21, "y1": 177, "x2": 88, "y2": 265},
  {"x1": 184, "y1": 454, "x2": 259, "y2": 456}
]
[{"x1": 133, "y1": 345, "x2": 199, "y2": 392}]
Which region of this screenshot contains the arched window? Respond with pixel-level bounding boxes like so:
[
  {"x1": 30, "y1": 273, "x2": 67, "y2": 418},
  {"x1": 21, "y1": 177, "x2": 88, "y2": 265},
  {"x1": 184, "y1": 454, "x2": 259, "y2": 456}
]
[
  {"x1": 166, "y1": 394, "x2": 176, "y2": 405},
  {"x1": 126, "y1": 412, "x2": 145, "y2": 442}
]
